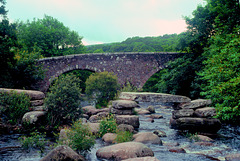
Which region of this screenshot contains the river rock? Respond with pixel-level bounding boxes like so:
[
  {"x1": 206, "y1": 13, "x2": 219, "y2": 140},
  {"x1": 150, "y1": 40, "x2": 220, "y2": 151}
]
[
  {"x1": 170, "y1": 117, "x2": 221, "y2": 133},
  {"x1": 197, "y1": 135, "x2": 214, "y2": 142},
  {"x1": 137, "y1": 109, "x2": 151, "y2": 115},
  {"x1": 82, "y1": 106, "x2": 97, "y2": 116},
  {"x1": 96, "y1": 142, "x2": 154, "y2": 160},
  {"x1": 30, "y1": 100, "x2": 44, "y2": 106},
  {"x1": 31, "y1": 106, "x2": 45, "y2": 111},
  {"x1": 172, "y1": 109, "x2": 194, "y2": 119},
  {"x1": 110, "y1": 107, "x2": 134, "y2": 115},
  {"x1": 194, "y1": 107, "x2": 216, "y2": 118},
  {"x1": 40, "y1": 145, "x2": 85, "y2": 161},
  {"x1": 89, "y1": 112, "x2": 109, "y2": 123},
  {"x1": 0, "y1": 88, "x2": 45, "y2": 100},
  {"x1": 116, "y1": 115, "x2": 140, "y2": 128},
  {"x1": 119, "y1": 92, "x2": 191, "y2": 103},
  {"x1": 153, "y1": 130, "x2": 167, "y2": 137},
  {"x1": 150, "y1": 114, "x2": 163, "y2": 119},
  {"x1": 22, "y1": 111, "x2": 46, "y2": 124},
  {"x1": 102, "y1": 133, "x2": 117, "y2": 144},
  {"x1": 225, "y1": 153, "x2": 240, "y2": 161},
  {"x1": 87, "y1": 122, "x2": 100, "y2": 135},
  {"x1": 112, "y1": 100, "x2": 138, "y2": 109},
  {"x1": 169, "y1": 147, "x2": 186, "y2": 153},
  {"x1": 118, "y1": 124, "x2": 135, "y2": 133},
  {"x1": 146, "y1": 106, "x2": 155, "y2": 113},
  {"x1": 122, "y1": 157, "x2": 160, "y2": 161},
  {"x1": 133, "y1": 132, "x2": 162, "y2": 145},
  {"x1": 178, "y1": 99, "x2": 212, "y2": 109}
]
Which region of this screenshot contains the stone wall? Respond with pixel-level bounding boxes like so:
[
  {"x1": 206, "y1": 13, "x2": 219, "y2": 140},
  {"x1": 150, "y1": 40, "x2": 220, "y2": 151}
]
[{"x1": 35, "y1": 52, "x2": 186, "y2": 92}]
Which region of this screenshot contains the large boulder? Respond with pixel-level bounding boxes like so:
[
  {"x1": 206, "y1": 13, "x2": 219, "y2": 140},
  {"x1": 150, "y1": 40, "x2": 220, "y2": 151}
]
[
  {"x1": 116, "y1": 115, "x2": 140, "y2": 128},
  {"x1": 170, "y1": 117, "x2": 221, "y2": 133},
  {"x1": 117, "y1": 124, "x2": 135, "y2": 133},
  {"x1": 110, "y1": 107, "x2": 134, "y2": 115},
  {"x1": 133, "y1": 132, "x2": 162, "y2": 145},
  {"x1": 102, "y1": 133, "x2": 117, "y2": 144},
  {"x1": 194, "y1": 107, "x2": 216, "y2": 118},
  {"x1": 22, "y1": 111, "x2": 46, "y2": 124},
  {"x1": 172, "y1": 109, "x2": 194, "y2": 119},
  {"x1": 96, "y1": 142, "x2": 154, "y2": 160},
  {"x1": 112, "y1": 100, "x2": 138, "y2": 109},
  {"x1": 119, "y1": 92, "x2": 191, "y2": 103},
  {"x1": 178, "y1": 99, "x2": 212, "y2": 109},
  {"x1": 40, "y1": 145, "x2": 85, "y2": 161},
  {"x1": 30, "y1": 100, "x2": 44, "y2": 106},
  {"x1": 87, "y1": 122, "x2": 100, "y2": 135},
  {"x1": 122, "y1": 157, "x2": 160, "y2": 161}
]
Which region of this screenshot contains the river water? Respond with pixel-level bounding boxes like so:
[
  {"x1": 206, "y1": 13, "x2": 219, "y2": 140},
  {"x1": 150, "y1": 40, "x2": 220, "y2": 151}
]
[{"x1": 1, "y1": 102, "x2": 240, "y2": 161}]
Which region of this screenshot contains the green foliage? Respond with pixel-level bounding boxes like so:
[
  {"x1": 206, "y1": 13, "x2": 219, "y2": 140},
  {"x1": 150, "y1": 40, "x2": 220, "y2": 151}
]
[
  {"x1": 99, "y1": 114, "x2": 117, "y2": 137},
  {"x1": 19, "y1": 131, "x2": 48, "y2": 153},
  {"x1": 0, "y1": 91, "x2": 31, "y2": 124},
  {"x1": 85, "y1": 71, "x2": 119, "y2": 108},
  {"x1": 185, "y1": 132, "x2": 199, "y2": 142},
  {"x1": 66, "y1": 120, "x2": 95, "y2": 154},
  {"x1": 16, "y1": 15, "x2": 85, "y2": 57},
  {"x1": 120, "y1": 81, "x2": 140, "y2": 92},
  {"x1": 44, "y1": 74, "x2": 82, "y2": 127},
  {"x1": 199, "y1": 27, "x2": 240, "y2": 123},
  {"x1": 114, "y1": 130, "x2": 133, "y2": 143}
]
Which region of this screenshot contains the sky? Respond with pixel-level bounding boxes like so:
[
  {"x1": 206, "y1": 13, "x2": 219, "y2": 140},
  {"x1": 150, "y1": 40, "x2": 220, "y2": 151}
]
[{"x1": 6, "y1": 0, "x2": 205, "y2": 45}]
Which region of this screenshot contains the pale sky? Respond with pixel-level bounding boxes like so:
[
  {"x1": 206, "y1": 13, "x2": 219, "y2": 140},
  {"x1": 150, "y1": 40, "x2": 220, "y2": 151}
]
[{"x1": 6, "y1": 0, "x2": 205, "y2": 45}]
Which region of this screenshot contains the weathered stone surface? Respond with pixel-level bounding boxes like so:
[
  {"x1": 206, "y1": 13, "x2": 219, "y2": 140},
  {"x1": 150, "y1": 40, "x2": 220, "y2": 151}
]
[
  {"x1": 87, "y1": 123, "x2": 100, "y2": 135},
  {"x1": 137, "y1": 109, "x2": 151, "y2": 115},
  {"x1": 122, "y1": 157, "x2": 160, "y2": 161},
  {"x1": 169, "y1": 147, "x2": 186, "y2": 153},
  {"x1": 196, "y1": 135, "x2": 214, "y2": 142},
  {"x1": 133, "y1": 132, "x2": 162, "y2": 145},
  {"x1": 22, "y1": 111, "x2": 46, "y2": 124},
  {"x1": 31, "y1": 106, "x2": 45, "y2": 111},
  {"x1": 96, "y1": 142, "x2": 154, "y2": 160},
  {"x1": 116, "y1": 115, "x2": 140, "y2": 128},
  {"x1": 40, "y1": 145, "x2": 85, "y2": 161},
  {"x1": 89, "y1": 112, "x2": 109, "y2": 123},
  {"x1": 178, "y1": 99, "x2": 212, "y2": 109},
  {"x1": 170, "y1": 117, "x2": 221, "y2": 133},
  {"x1": 110, "y1": 107, "x2": 133, "y2": 115},
  {"x1": 119, "y1": 92, "x2": 191, "y2": 103},
  {"x1": 153, "y1": 130, "x2": 167, "y2": 137},
  {"x1": 82, "y1": 106, "x2": 109, "y2": 116},
  {"x1": 30, "y1": 100, "x2": 44, "y2": 106},
  {"x1": 150, "y1": 114, "x2": 163, "y2": 119},
  {"x1": 146, "y1": 106, "x2": 155, "y2": 113},
  {"x1": 118, "y1": 124, "x2": 135, "y2": 133},
  {"x1": 225, "y1": 153, "x2": 240, "y2": 161},
  {"x1": 0, "y1": 88, "x2": 45, "y2": 100},
  {"x1": 102, "y1": 133, "x2": 117, "y2": 144},
  {"x1": 172, "y1": 109, "x2": 194, "y2": 119},
  {"x1": 59, "y1": 129, "x2": 69, "y2": 145},
  {"x1": 194, "y1": 107, "x2": 216, "y2": 118},
  {"x1": 112, "y1": 100, "x2": 138, "y2": 109}
]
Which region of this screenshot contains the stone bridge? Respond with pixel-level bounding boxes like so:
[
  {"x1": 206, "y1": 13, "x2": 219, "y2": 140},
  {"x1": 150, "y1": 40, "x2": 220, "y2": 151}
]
[{"x1": 36, "y1": 52, "x2": 186, "y2": 92}]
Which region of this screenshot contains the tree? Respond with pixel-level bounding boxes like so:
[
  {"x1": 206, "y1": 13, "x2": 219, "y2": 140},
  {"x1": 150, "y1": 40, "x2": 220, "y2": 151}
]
[{"x1": 17, "y1": 15, "x2": 85, "y2": 57}]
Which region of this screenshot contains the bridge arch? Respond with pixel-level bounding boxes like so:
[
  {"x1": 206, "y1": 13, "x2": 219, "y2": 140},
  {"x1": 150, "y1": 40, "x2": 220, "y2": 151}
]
[{"x1": 35, "y1": 52, "x2": 185, "y2": 92}]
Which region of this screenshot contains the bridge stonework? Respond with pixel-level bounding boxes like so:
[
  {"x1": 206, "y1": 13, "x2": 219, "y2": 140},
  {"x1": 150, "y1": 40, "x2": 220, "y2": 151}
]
[{"x1": 36, "y1": 52, "x2": 185, "y2": 92}]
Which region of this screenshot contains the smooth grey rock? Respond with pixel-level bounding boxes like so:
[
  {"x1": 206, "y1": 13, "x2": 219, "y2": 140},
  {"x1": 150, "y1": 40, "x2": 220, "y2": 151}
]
[
  {"x1": 119, "y1": 92, "x2": 191, "y2": 103},
  {"x1": 96, "y1": 142, "x2": 154, "y2": 160},
  {"x1": 146, "y1": 106, "x2": 155, "y2": 113},
  {"x1": 172, "y1": 109, "x2": 194, "y2": 119},
  {"x1": 122, "y1": 157, "x2": 160, "y2": 161},
  {"x1": 178, "y1": 99, "x2": 212, "y2": 109},
  {"x1": 22, "y1": 111, "x2": 46, "y2": 124},
  {"x1": 153, "y1": 130, "x2": 167, "y2": 137},
  {"x1": 112, "y1": 100, "x2": 138, "y2": 109},
  {"x1": 116, "y1": 115, "x2": 140, "y2": 128},
  {"x1": 102, "y1": 133, "x2": 117, "y2": 144},
  {"x1": 133, "y1": 132, "x2": 162, "y2": 145},
  {"x1": 150, "y1": 114, "x2": 163, "y2": 119},
  {"x1": 194, "y1": 107, "x2": 216, "y2": 118},
  {"x1": 87, "y1": 122, "x2": 100, "y2": 135},
  {"x1": 118, "y1": 124, "x2": 135, "y2": 133},
  {"x1": 110, "y1": 107, "x2": 133, "y2": 115}
]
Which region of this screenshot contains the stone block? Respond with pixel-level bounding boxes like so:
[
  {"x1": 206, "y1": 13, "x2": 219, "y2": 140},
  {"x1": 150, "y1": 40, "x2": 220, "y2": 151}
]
[
  {"x1": 194, "y1": 107, "x2": 216, "y2": 118},
  {"x1": 178, "y1": 99, "x2": 212, "y2": 109},
  {"x1": 116, "y1": 115, "x2": 139, "y2": 128},
  {"x1": 112, "y1": 100, "x2": 138, "y2": 109},
  {"x1": 172, "y1": 109, "x2": 194, "y2": 119}
]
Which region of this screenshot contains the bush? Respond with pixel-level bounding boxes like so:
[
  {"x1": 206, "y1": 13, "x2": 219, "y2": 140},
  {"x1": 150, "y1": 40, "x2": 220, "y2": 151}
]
[
  {"x1": 85, "y1": 71, "x2": 119, "y2": 108},
  {"x1": 99, "y1": 114, "x2": 117, "y2": 137},
  {"x1": 115, "y1": 130, "x2": 133, "y2": 143},
  {"x1": 44, "y1": 74, "x2": 82, "y2": 127},
  {"x1": 0, "y1": 91, "x2": 31, "y2": 124},
  {"x1": 66, "y1": 120, "x2": 95, "y2": 154}
]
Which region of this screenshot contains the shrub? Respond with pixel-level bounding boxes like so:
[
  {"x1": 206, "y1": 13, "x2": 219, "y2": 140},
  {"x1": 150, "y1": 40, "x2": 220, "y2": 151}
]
[
  {"x1": 66, "y1": 120, "x2": 95, "y2": 154},
  {"x1": 115, "y1": 130, "x2": 133, "y2": 143},
  {"x1": 99, "y1": 114, "x2": 117, "y2": 137},
  {"x1": 19, "y1": 131, "x2": 48, "y2": 153},
  {"x1": 0, "y1": 91, "x2": 31, "y2": 124},
  {"x1": 120, "y1": 81, "x2": 140, "y2": 92},
  {"x1": 85, "y1": 71, "x2": 119, "y2": 108},
  {"x1": 44, "y1": 74, "x2": 82, "y2": 127}
]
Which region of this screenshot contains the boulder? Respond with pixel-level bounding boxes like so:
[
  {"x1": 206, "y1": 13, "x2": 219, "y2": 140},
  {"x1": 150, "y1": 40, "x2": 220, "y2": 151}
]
[
  {"x1": 118, "y1": 124, "x2": 135, "y2": 133},
  {"x1": 82, "y1": 106, "x2": 98, "y2": 116},
  {"x1": 59, "y1": 129, "x2": 70, "y2": 145},
  {"x1": 87, "y1": 122, "x2": 100, "y2": 135},
  {"x1": 196, "y1": 135, "x2": 214, "y2": 142},
  {"x1": 146, "y1": 106, "x2": 155, "y2": 113},
  {"x1": 137, "y1": 109, "x2": 151, "y2": 115},
  {"x1": 112, "y1": 100, "x2": 138, "y2": 109},
  {"x1": 110, "y1": 107, "x2": 134, "y2": 115},
  {"x1": 116, "y1": 115, "x2": 140, "y2": 128},
  {"x1": 150, "y1": 114, "x2": 163, "y2": 119},
  {"x1": 194, "y1": 107, "x2": 216, "y2": 118},
  {"x1": 40, "y1": 145, "x2": 85, "y2": 161},
  {"x1": 96, "y1": 142, "x2": 154, "y2": 160},
  {"x1": 225, "y1": 153, "x2": 240, "y2": 161},
  {"x1": 89, "y1": 112, "x2": 109, "y2": 123},
  {"x1": 30, "y1": 100, "x2": 44, "y2": 106},
  {"x1": 119, "y1": 92, "x2": 191, "y2": 103},
  {"x1": 0, "y1": 88, "x2": 45, "y2": 100},
  {"x1": 122, "y1": 157, "x2": 160, "y2": 161},
  {"x1": 133, "y1": 132, "x2": 162, "y2": 145},
  {"x1": 102, "y1": 133, "x2": 117, "y2": 144},
  {"x1": 22, "y1": 111, "x2": 46, "y2": 124},
  {"x1": 170, "y1": 117, "x2": 221, "y2": 133},
  {"x1": 169, "y1": 147, "x2": 186, "y2": 153},
  {"x1": 172, "y1": 109, "x2": 194, "y2": 119},
  {"x1": 178, "y1": 99, "x2": 212, "y2": 109},
  {"x1": 153, "y1": 130, "x2": 167, "y2": 137},
  {"x1": 31, "y1": 106, "x2": 45, "y2": 111}
]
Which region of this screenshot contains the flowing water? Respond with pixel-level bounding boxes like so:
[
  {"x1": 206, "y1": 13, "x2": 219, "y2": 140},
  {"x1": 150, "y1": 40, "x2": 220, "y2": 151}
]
[{"x1": 1, "y1": 102, "x2": 240, "y2": 161}]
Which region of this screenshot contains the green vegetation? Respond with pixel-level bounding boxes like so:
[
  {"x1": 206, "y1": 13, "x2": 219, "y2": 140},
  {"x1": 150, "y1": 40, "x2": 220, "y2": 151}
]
[
  {"x1": 44, "y1": 74, "x2": 82, "y2": 127},
  {"x1": 114, "y1": 130, "x2": 133, "y2": 143},
  {"x1": 19, "y1": 131, "x2": 48, "y2": 153},
  {"x1": 0, "y1": 91, "x2": 31, "y2": 124},
  {"x1": 65, "y1": 120, "x2": 95, "y2": 154},
  {"x1": 99, "y1": 114, "x2": 117, "y2": 137},
  {"x1": 85, "y1": 71, "x2": 119, "y2": 108}
]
